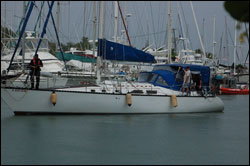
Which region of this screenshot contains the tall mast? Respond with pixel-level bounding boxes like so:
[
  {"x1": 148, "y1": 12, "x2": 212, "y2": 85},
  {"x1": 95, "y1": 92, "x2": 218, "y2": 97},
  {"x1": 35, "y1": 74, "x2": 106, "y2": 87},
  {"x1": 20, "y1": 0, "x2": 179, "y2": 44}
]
[
  {"x1": 212, "y1": 15, "x2": 216, "y2": 61},
  {"x1": 22, "y1": 1, "x2": 26, "y2": 72},
  {"x1": 177, "y1": 2, "x2": 189, "y2": 53},
  {"x1": 68, "y1": 2, "x2": 70, "y2": 41},
  {"x1": 4, "y1": 1, "x2": 6, "y2": 37},
  {"x1": 56, "y1": 1, "x2": 60, "y2": 52},
  {"x1": 190, "y1": 1, "x2": 206, "y2": 59},
  {"x1": 124, "y1": 1, "x2": 127, "y2": 45},
  {"x1": 167, "y1": 1, "x2": 172, "y2": 64},
  {"x1": 96, "y1": 1, "x2": 105, "y2": 84},
  {"x1": 114, "y1": 1, "x2": 118, "y2": 43},
  {"x1": 147, "y1": 24, "x2": 149, "y2": 46},
  {"x1": 117, "y1": 1, "x2": 132, "y2": 47},
  {"x1": 92, "y1": 1, "x2": 97, "y2": 57},
  {"x1": 233, "y1": 21, "x2": 237, "y2": 75},
  {"x1": 39, "y1": 2, "x2": 42, "y2": 31},
  {"x1": 202, "y1": 18, "x2": 205, "y2": 47}
]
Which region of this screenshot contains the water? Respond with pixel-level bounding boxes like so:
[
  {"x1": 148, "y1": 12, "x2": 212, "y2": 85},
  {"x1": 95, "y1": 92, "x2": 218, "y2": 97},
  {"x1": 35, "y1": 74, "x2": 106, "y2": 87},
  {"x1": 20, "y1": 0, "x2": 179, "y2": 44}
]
[{"x1": 1, "y1": 95, "x2": 249, "y2": 165}]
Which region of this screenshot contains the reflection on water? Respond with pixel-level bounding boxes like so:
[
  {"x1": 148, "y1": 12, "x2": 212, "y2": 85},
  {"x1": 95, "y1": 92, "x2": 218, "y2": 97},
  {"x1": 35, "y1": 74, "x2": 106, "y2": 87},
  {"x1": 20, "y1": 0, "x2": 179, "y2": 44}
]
[{"x1": 1, "y1": 95, "x2": 249, "y2": 165}]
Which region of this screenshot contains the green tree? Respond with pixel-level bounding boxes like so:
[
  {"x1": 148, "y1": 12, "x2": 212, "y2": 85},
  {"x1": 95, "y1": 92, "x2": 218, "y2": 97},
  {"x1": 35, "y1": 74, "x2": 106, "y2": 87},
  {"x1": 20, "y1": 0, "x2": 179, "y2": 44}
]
[
  {"x1": 195, "y1": 49, "x2": 202, "y2": 54},
  {"x1": 206, "y1": 52, "x2": 213, "y2": 59},
  {"x1": 224, "y1": 1, "x2": 249, "y2": 43},
  {"x1": 171, "y1": 48, "x2": 177, "y2": 61},
  {"x1": 1, "y1": 26, "x2": 15, "y2": 38},
  {"x1": 224, "y1": 1, "x2": 249, "y2": 23},
  {"x1": 80, "y1": 36, "x2": 91, "y2": 50}
]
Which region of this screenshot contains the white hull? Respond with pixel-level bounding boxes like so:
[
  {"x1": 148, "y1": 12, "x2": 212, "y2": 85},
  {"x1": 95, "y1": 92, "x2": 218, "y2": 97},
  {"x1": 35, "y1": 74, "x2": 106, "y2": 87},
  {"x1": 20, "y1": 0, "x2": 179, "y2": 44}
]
[{"x1": 1, "y1": 87, "x2": 224, "y2": 114}]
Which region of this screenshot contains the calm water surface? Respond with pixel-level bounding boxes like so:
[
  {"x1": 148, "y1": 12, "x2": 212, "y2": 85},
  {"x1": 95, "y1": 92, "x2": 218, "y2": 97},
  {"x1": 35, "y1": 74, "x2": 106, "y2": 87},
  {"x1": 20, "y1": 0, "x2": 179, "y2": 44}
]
[{"x1": 1, "y1": 95, "x2": 249, "y2": 165}]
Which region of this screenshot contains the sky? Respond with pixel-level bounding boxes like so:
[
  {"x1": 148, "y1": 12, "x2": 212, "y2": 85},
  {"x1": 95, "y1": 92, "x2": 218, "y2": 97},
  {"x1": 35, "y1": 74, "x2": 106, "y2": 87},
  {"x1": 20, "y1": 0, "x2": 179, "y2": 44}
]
[{"x1": 1, "y1": 1, "x2": 249, "y2": 65}]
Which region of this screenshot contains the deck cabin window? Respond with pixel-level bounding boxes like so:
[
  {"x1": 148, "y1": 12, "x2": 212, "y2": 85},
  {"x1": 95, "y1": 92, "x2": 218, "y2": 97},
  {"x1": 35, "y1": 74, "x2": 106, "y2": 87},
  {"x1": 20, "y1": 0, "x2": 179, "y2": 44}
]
[
  {"x1": 138, "y1": 72, "x2": 158, "y2": 83},
  {"x1": 149, "y1": 74, "x2": 158, "y2": 83},
  {"x1": 138, "y1": 72, "x2": 152, "y2": 82},
  {"x1": 176, "y1": 72, "x2": 184, "y2": 82},
  {"x1": 155, "y1": 76, "x2": 168, "y2": 86}
]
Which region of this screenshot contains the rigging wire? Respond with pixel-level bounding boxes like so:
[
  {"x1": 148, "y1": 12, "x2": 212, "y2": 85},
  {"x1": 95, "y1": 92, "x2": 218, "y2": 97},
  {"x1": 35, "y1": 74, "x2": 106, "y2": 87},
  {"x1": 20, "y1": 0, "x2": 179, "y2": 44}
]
[
  {"x1": 180, "y1": 2, "x2": 193, "y2": 50},
  {"x1": 149, "y1": 2, "x2": 157, "y2": 48}
]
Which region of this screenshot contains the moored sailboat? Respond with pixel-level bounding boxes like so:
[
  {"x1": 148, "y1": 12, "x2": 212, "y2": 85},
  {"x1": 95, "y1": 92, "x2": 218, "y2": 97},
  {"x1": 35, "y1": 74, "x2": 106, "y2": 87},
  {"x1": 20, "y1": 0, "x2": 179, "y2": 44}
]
[
  {"x1": 1, "y1": 1, "x2": 224, "y2": 115},
  {"x1": 1, "y1": 63, "x2": 224, "y2": 115}
]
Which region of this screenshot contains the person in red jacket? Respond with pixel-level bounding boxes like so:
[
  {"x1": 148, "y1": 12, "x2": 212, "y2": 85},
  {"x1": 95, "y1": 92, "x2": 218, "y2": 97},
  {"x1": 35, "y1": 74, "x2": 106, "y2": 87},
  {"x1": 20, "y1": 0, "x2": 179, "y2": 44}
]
[{"x1": 29, "y1": 54, "x2": 43, "y2": 89}]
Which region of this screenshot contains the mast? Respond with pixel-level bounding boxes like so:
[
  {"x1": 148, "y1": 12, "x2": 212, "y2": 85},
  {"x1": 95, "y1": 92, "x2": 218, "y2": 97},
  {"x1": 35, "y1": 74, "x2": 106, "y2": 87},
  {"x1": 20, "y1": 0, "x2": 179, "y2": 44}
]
[
  {"x1": 124, "y1": 1, "x2": 127, "y2": 45},
  {"x1": 202, "y1": 18, "x2": 205, "y2": 47},
  {"x1": 92, "y1": 1, "x2": 97, "y2": 57},
  {"x1": 172, "y1": 28, "x2": 177, "y2": 55},
  {"x1": 190, "y1": 1, "x2": 206, "y2": 59},
  {"x1": 225, "y1": 16, "x2": 230, "y2": 66},
  {"x1": 39, "y1": 2, "x2": 42, "y2": 30},
  {"x1": 96, "y1": 1, "x2": 105, "y2": 84},
  {"x1": 244, "y1": 23, "x2": 249, "y2": 66},
  {"x1": 167, "y1": 1, "x2": 172, "y2": 64},
  {"x1": 4, "y1": 1, "x2": 6, "y2": 37},
  {"x1": 56, "y1": 1, "x2": 60, "y2": 52},
  {"x1": 212, "y1": 15, "x2": 216, "y2": 62},
  {"x1": 117, "y1": 1, "x2": 132, "y2": 47},
  {"x1": 68, "y1": 2, "x2": 70, "y2": 41},
  {"x1": 233, "y1": 21, "x2": 237, "y2": 75},
  {"x1": 22, "y1": 1, "x2": 26, "y2": 72},
  {"x1": 177, "y1": 1, "x2": 189, "y2": 54},
  {"x1": 114, "y1": 1, "x2": 118, "y2": 43},
  {"x1": 147, "y1": 24, "x2": 149, "y2": 47}
]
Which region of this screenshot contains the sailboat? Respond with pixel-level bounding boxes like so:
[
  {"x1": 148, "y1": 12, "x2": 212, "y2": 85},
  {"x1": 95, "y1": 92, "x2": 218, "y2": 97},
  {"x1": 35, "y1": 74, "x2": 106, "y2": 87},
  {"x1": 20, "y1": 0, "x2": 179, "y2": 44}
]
[
  {"x1": 1, "y1": 1, "x2": 224, "y2": 115},
  {"x1": 1, "y1": 38, "x2": 224, "y2": 115}
]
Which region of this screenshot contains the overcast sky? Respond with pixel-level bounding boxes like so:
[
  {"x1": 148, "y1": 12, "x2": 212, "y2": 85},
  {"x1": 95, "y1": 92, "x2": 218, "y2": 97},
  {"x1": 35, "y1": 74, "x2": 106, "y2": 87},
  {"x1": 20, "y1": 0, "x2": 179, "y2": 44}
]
[{"x1": 1, "y1": 1, "x2": 249, "y2": 65}]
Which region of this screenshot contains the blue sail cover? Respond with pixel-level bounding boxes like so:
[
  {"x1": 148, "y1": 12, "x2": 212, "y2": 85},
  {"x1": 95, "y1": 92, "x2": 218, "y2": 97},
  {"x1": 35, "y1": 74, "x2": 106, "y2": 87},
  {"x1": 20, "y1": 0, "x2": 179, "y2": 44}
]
[{"x1": 98, "y1": 39, "x2": 155, "y2": 63}]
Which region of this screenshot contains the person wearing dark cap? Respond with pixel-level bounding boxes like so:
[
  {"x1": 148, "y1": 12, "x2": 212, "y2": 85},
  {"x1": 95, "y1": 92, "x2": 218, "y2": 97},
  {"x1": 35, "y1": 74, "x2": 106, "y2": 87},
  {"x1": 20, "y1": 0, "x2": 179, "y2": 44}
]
[{"x1": 29, "y1": 54, "x2": 43, "y2": 89}]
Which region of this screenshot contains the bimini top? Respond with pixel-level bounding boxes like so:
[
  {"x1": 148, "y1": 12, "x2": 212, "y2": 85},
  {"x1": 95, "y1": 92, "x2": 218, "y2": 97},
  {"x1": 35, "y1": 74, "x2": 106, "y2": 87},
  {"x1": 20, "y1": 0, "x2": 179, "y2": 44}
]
[{"x1": 138, "y1": 64, "x2": 211, "y2": 91}]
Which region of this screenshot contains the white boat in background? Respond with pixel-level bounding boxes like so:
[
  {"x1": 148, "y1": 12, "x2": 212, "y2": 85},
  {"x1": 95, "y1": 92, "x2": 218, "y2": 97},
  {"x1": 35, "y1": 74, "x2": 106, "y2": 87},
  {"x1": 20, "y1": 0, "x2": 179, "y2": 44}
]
[
  {"x1": 176, "y1": 49, "x2": 216, "y2": 66},
  {"x1": 1, "y1": 31, "x2": 65, "y2": 74},
  {"x1": 1, "y1": 31, "x2": 70, "y2": 89},
  {"x1": 66, "y1": 59, "x2": 93, "y2": 72},
  {"x1": 176, "y1": 49, "x2": 217, "y2": 77},
  {"x1": 143, "y1": 45, "x2": 169, "y2": 64}
]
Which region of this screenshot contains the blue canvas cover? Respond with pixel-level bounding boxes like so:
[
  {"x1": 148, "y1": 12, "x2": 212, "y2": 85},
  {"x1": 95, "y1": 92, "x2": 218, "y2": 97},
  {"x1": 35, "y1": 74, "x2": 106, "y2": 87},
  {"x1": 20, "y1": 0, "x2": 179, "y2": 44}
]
[
  {"x1": 152, "y1": 70, "x2": 182, "y2": 90},
  {"x1": 138, "y1": 70, "x2": 182, "y2": 91},
  {"x1": 146, "y1": 64, "x2": 211, "y2": 91},
  {"x1": 98, "y1": 39, "x2": 156, "y2": 63}
]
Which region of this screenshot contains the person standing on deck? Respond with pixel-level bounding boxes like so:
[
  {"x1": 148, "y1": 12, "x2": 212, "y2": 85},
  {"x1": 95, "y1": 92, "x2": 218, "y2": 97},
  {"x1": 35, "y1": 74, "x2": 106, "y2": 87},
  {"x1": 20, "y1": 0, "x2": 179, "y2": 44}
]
[
  {"x1": 29, "y1": 54, "x2": 43, "y2": 89},
  {"x1": 192, "y1": 72, "x2": 202, "y2": 94},
  {"x1": 182, "y1": 66, "x2": 191, "y2": 95}
]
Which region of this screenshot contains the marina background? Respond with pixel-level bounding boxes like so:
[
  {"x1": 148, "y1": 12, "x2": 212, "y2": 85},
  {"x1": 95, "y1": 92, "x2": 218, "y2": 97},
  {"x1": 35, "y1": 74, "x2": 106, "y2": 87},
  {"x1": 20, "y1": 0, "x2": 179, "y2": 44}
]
[
  {"x1": 1, "y1": 1, "x2": 249, "y2": 65},
  {"x1": 1, "y1": 95, "x2": 249, "y2": 165}
]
